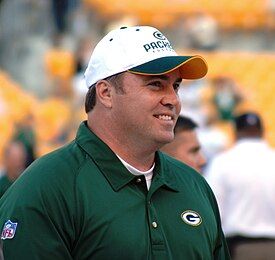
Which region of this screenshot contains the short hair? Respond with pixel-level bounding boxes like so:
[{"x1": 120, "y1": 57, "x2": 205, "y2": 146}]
[
  {"x1": 234, "y1": 112, "x2": 263, "y2": 137},
  {"x1": 234, "y1": 112, "x2": 262, "y2": 131},
  {"x1": 174, "y1": 116, "x2": 198, "y2": 134},
  {"x1": 85, "y1": 73, "x2": 124, "y2": 113}
]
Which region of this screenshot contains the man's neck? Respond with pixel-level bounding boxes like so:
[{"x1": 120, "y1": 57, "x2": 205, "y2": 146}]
[{"x1": 87, "y1": 116, "x2": 156, "y2": 171}]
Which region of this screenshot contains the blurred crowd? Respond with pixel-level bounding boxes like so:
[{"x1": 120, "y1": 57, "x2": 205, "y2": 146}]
[{"x1": 1, "y1": 0, "x2": 275, "y2": 258}]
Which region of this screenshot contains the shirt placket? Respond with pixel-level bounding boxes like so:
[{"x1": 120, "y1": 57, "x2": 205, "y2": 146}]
[
  {"x1": 146, "y1": 177, "x2": 169, "y2": 259},
  {"x1": 133, "y1": 174, "x2": 168, "y2": 258}
]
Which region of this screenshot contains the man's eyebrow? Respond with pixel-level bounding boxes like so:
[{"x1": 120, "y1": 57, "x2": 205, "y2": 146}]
[
  {"x1": 175, "y1": 78, "x2": 183, "y2": 83},
  {"x1": 144, "y1": 75, "x2": 182, "y2": 83}
]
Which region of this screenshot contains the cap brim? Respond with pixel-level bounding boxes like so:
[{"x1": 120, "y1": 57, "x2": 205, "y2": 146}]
[{"x1": 128, "y1": 55, "x2": 208, "y2": 79}]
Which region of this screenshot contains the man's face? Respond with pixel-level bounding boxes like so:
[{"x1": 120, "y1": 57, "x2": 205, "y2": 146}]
[
  {"x1": 4, "y1": 143, "x2": 26, "y2": 179},
  {"x1": 110, "y1": 70, "x2": 182, "y2": 149},
  {"x1": 162, "y1": 130, "x2": 206, "y2": 172}
]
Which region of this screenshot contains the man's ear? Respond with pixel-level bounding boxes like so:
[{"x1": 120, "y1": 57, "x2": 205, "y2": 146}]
[{"x1": 95, "y1": 80, "x2": 113, "y2": 108}]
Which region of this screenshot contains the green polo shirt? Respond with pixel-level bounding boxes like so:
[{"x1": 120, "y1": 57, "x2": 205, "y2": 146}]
[{"x1": 0, "y1": 121, "x2": 230, "y2": 259}]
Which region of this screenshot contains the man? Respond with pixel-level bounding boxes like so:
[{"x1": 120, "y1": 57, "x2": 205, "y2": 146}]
[
  {"x1": 0, "y1": 141, "x2": 27, "y2": 198},
  {"x1": 0, "y1": 26, "x2": 229, "y2": 259},
  {"x1": 161, "y1": 115, "x2": 206, "y2": 172},
  {"x1": 205, "y1": 112, "x2": 275, "y2": 259}
]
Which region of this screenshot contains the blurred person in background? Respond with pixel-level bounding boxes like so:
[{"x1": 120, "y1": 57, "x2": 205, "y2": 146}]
[
  {"x1": 0, "y1": 141, "x2": 27, "y2": 198},
  {"x1": 205, "y1": 112, "x2": 275, "y2": 259},
  {"x1": 161, "y1": 115, "x2": 206, "y2": 173},
  {"x1": 13, "y1": 114, "x2": 36, "y2": 167},
  {"x1": 185, "y1": 11, "x2": 219, "y2": 51},
  {"x1": 50, "y1": 0, "x2": 85, "y2": 59},
  {"x1": 211, "y1": 76, "x2": 243, "y2": 122},
  {"x1": 0, "y1": 25, "x2": 229, "y2": 259},
  {"x1": 51, "y1": 0, "x2": 69, "y2": 35}
]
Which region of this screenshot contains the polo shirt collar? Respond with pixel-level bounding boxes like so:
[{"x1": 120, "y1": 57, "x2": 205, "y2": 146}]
[
  {"x1": 152, "y1": 152, "x2": 179, "y2": 192},
  {"x1": 76, "y1": 121, "x2": 179, "y2": 192}
]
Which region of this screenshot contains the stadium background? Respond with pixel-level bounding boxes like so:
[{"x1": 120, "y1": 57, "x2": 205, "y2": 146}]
[{"x1": 1, "y1": 0, "x2": 275, "y2": 166}]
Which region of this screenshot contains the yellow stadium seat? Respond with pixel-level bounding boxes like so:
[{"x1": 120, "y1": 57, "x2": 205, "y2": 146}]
[{"x1": 34, "y1": 98, "x2": 71, "y2": 142}]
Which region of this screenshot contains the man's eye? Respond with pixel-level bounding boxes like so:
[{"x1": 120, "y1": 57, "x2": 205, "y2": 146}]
[
  {"x1": 173, "y1": 83, "x2": 181, "y2": 92},
  {"x1": 148, "y1": 81, "x2": 162, "y2": 88}
]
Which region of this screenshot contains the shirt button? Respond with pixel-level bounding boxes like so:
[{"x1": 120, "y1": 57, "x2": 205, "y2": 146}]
[
  {"x1": 136, "y1": 178, "x2": 142, "y2": 183},
  {"x1": 152, "y1": 222, "x2": 158, "y2": 228}
]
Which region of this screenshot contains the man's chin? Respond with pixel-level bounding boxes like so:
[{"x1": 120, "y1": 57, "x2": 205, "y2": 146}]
[{"x1": 157, "y1": 134, "x2": 175, "y2": 147}]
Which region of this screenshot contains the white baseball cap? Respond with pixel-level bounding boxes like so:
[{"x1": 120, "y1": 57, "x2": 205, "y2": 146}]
[{"x1": 84, "y1": 26, "x2": 208, "y2": 88}]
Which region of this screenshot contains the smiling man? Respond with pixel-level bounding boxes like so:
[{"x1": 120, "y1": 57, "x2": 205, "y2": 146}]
[{"x1": 0, "y1": 26, "x2": 229, "y2": 259}]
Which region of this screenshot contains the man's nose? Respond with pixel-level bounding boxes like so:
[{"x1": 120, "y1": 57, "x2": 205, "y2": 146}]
[
  {"x1": 198, "y1": 152, "x2": 207, "y2": 172},
  {"x1": 161, "y1": 86, "x2": 180, "y2": 108}
]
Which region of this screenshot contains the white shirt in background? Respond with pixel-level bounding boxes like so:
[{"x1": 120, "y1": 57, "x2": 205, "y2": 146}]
[{"x1": 205, "y1": 138, "x2": 275, "y2": 238}]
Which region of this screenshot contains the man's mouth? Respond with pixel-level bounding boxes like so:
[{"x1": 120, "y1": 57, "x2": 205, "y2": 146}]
[{"x1": 154, "y1": 114, "x2": 173, "y2": 121}]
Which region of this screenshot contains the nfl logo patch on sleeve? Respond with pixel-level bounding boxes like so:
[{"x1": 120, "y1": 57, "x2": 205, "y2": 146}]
[{"x1": 1, "y1": 220, "x2": 18, "y2": 240}]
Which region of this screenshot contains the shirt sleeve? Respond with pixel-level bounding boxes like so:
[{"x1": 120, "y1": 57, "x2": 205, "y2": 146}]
[
  {"x1": 0, "y1": 163, "x2": 77, "y2": 259},
  {"x1": 213, "y1": 231, "x2": 231, "y2": 260}
]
